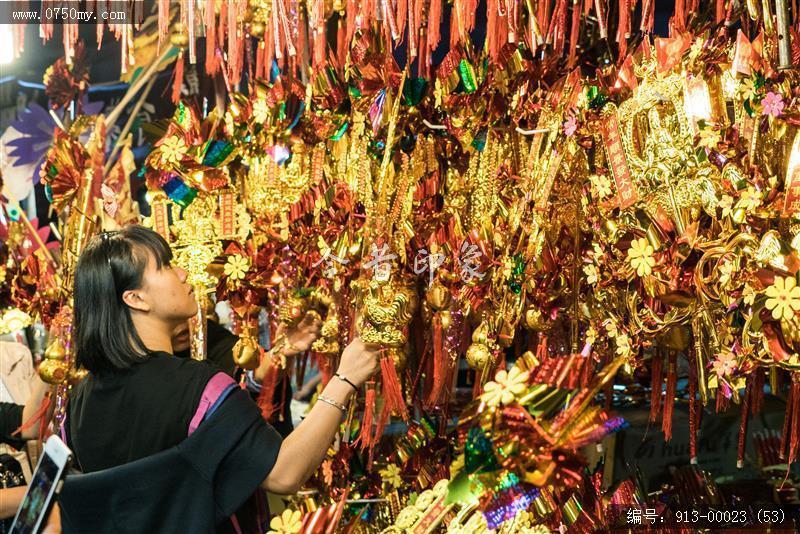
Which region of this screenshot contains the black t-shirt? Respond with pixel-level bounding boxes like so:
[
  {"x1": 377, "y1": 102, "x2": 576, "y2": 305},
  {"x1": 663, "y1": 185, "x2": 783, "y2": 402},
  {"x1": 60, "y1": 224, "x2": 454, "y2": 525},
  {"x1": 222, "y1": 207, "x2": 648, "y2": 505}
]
[
  {"x1": 174, "y1": 321, "x2": 295, "y2": 438},
  {"x1": 67, "y1": 353, "x2": 222, "y2": 471},
  {"x1": 66, "y1": 353, "x2": 283, "y2": 533}
]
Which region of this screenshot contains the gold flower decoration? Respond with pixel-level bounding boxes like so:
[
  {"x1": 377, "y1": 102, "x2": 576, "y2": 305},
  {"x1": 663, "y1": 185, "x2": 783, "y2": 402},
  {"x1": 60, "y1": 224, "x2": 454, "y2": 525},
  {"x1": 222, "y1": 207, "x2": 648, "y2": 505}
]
[
  {"x1": 615, "y1": 334, "x2": 631, "y2": 356},
  {"x1": 717, "y1": 195, "x2": 734, "y2": 218},
  {"x1": 268, "y1": 509, "x2": 302, "y2": 534},
  {"x1": 480, "y1": 367, "x2": 530, "y2": 407},
  {"x1": 253, "y1": 99, "x2": 269, "y2": 123},
  {"x1": 711, "y1": 351, "x2": 737, "y2": 378},
  {"x1": 698, "y1": 128, "x2": 720, "y2": 149},
  {"x1": 739, "y1": 76, "x2": 758, "y2": 101},
  {"x1": 583, "y1": 264, "x2": 598, "y2": 285},
  {"x1": 380, "y1": 464, "x2": 403, "y2": 489},
  {"x1": 742, "y1": 284, "x2": 756, "y2": 306},
  {"x1": 627, "y1": 238, "x2": 655, "y2": 277},
  {"x1": 765, "y1": 276, "x2": 800, "y2": 321},
  {"x1": 735, "y1": 186, "x2": 761, "y2": 211},
  {"x1": 0, "y1": 309, "x2": 33, "y2": 336},
  {"x1": 223, "y1": 254, "x2": 251, "y2": 281},
  {"x1": 585, "y1": 326, "x2": 598, "y2": 345},
  {"x1": 718, "y1": 259, "x2": 737, "y2": 288},
  {"x1": 590, "y1": 174, "x2": 613, "y2": 199},
  {"x1": 159, "y1": 136, "x2": 187, "y2": 165}
]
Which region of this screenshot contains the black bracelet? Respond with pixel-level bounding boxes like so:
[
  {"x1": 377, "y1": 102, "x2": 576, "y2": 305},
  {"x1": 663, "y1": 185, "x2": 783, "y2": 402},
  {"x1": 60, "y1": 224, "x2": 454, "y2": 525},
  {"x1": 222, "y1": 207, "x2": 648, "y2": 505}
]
[{"x1": 334, "y1": 373, "x2": 359, "y2": 391}]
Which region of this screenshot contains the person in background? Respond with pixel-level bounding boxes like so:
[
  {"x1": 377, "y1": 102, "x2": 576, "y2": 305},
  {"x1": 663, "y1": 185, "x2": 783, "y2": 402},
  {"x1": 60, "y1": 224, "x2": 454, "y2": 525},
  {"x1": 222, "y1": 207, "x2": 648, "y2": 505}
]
[
  {"x1": 171, "y1": 313, "x2": 320, "y2": 437},
  {"x1": 0, "y1": 374, "x2": 55, "y2": 521}
]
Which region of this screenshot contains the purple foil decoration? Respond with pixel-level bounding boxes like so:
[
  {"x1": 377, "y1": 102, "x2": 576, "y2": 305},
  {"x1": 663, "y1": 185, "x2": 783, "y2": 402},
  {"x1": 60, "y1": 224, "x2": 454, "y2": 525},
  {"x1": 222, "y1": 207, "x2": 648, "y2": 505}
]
[
  {"x1": 369, "y1": 89, "x2": 386, "y2": 134},
  {"x1": 5, "y1": 97, "x2": 103, "y2": 183}
]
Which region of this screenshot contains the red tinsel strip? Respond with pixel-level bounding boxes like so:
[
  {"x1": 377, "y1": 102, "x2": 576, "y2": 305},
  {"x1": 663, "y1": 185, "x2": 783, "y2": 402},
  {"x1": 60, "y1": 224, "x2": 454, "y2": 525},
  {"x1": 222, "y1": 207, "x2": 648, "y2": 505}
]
[
  {"x1": 428, "y1": 0, "x2": 442, "y2": 53},
  {"x1": 158, "y1": 0, "x2": 169, "y2": 46},
  {"x1": 538, "y1": 0, "x2": 550, "y2": 43},
  {"x1": 617, "y1": 0, "x2": 630, "y2": 58},
  {"x1": 568, "y1": 0, "x2": 582, "y2": 66},
  {"x1": 662, "y1": 352, "x2": 677, "y2": 441},
  {"x1": 359, "y1": 382, "x2": 376, "y2": 450},
  {"x1": 206, "y1": 0, "x2": 219, "y2": 74},
  {"x1": 594, "y1": 0, "x2": 608, "y2": 39},
  {"x1": 752, "y1": 371, "x2": 764, "y2": 415},
  {"x1": 672, "y1": 0, "x2": 686, "y2": 33},
  {"x1": 650, "y1": 353, "x2": 663, "y2": 423},
  {"x1": 337, "y1": 18, "x2": 347, "y2": 67},
  {"x1": 171, "y1": 51, "x2": 184, "y2": 104},
  {"x1": 641, "y1": 0, "x2": 654, "y2": 32},
  {"x1": 397, "y1": 0, "x2": 408, "y2": 43},
  {"x1": 555, "y1": 0, "x2": 569, "y2": 55},
  {"x1": 737, "y1": 377, "x2": 752, "y2": 468},
  {"x1": 791, "y1": 378, "x2": 800, "y2": 465}
]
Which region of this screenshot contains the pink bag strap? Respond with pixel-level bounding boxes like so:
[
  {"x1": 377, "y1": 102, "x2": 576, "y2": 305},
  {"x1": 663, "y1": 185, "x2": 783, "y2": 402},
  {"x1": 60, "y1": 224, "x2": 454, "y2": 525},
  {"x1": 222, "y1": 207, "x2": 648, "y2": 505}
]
[{"x1": 188, "y1": 372, "x2": 237, "y2": 436}]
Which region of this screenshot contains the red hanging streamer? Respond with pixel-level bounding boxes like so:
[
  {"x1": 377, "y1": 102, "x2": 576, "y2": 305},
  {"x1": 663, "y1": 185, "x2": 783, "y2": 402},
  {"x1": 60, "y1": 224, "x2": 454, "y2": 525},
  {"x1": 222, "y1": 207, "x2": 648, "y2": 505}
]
[
  {"x1": 568, "y1": 0, "x2": 582, "y2": 66},
  {"x1": 256, "y1": 358, "x2": 280, "y2": 421},
  {"x1": 171, "y1": 51, "x2": 185, "y2": 104},
  {"x1": 649, "y1": 354, "x2": 663, "y2": 423},
  {"x1": 205, "y1": 0, "x2": 219, "y2": 74},
  {"x1": 781, "y1": 375, "x2": 800, "y2": 465},
  {"x1": 662, "y1": 352, "x2": 677, "y2": 441},
  {"x1": 737, "y1": 377, "x2": 752, "y2": 468},
  {"x1": 641, "y1": 0, "x2": 654, "y2": 32}
]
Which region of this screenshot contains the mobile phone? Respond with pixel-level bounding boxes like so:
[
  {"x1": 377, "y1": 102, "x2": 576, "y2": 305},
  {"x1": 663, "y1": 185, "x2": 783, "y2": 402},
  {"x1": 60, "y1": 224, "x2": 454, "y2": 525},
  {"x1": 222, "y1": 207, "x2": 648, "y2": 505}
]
[{"x1": 10, "y1": 436, "x2": 72, "y2": 534}]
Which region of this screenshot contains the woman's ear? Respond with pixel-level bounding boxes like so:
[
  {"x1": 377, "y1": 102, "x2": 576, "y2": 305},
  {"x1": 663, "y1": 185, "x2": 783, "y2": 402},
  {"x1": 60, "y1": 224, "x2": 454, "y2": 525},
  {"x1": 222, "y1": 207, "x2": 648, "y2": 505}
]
[{"x1": 122, "y1": 289, "x2": 151, "y2": 312}]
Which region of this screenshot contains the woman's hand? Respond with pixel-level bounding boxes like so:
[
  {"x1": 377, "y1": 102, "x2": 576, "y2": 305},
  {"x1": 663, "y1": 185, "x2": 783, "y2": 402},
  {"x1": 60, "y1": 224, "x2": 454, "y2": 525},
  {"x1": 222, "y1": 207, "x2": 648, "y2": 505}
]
[
  {"x1": 278, "y1": 312, "x2": 322, "y2": 356},
  {"x1": 335, "y1": 337, "x2": 381, "y2": 388}
]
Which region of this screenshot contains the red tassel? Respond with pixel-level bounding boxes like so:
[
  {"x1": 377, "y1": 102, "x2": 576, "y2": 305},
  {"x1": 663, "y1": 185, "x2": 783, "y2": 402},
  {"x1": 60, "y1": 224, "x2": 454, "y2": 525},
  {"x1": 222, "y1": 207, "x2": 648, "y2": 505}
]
[
  {"x1": 256, "y1": 358, "x2": 279, "y2": 421},
  {"x1": 662, "y1": 352, "x2": 677, "y2": 441},
  {"x1": 782, "y1": 375, "x2": 800, "y2": 465},
  {"x1": 753, "y1": 371, "x2": 765, "y2": 415},
  {"x1": 374, "y1": 399, "x2": 392, "y2": 446},
  {"x1": 737, "y1": 378, "x2": 752, "y2": 468},
  {"x1": 380, "y1": 355, "x2": 408, "y2": 420},
  {"x1": 426, "y1": 314, "x2": 448, "y2": 406},
  {"x1": 13, "y1": 393, "x2": 52, "y2": 441},
  {"x1": 650, "y1": 353, "x2": 663, "y2": 423},
  {"x1": 316, "y1": 353, "x2": 335, "y2": 386},
  {"x1": 358, "y1": 382, "x2": 376, "y2": 450},
  {"x1": 171, "y1": 50, "x2": 184, "y2": 104}
]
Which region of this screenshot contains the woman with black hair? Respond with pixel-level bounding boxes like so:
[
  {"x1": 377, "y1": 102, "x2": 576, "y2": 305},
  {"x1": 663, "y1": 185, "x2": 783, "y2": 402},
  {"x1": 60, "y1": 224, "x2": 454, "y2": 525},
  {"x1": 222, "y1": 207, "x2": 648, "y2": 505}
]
[{"x1": 60, "y1": 226, "x2": 380, "y2": 533}]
